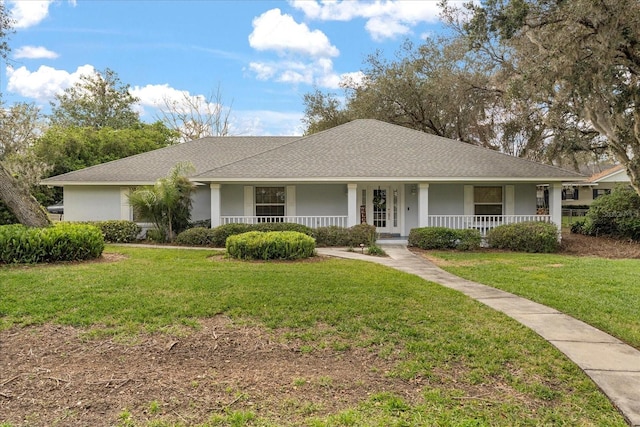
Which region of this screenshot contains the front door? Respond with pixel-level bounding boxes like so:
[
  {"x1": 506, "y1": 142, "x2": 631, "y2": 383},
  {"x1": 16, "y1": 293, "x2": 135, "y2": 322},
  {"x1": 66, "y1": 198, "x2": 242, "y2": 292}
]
[{"x1": 368, "y1": 186, "x2": 401, "y2": 235}]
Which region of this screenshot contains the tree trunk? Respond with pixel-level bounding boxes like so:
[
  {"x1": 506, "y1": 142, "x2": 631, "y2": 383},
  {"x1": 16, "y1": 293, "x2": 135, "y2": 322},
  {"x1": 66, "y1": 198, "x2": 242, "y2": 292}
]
[{"x1": 0, "y1": 163, "x2": 51, "y2": 227}]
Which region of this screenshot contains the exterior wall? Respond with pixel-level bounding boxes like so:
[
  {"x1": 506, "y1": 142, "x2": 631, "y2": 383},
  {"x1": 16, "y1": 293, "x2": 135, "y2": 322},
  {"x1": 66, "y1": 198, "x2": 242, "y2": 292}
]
[
  {"x1": 295, "y1": 184, "x2": 347, "y2": 216},
  {"x1": 403, "y1": 184, "x2": 419, "y2": 234},
  {"x1": 220, "y1": 184, "x2": 250, "y2": 216},
  {"x1": 428, "y1": 184, "x2": 464, "y2": 215},
  {"x1": 63, "y1": 186, "x2": 122, "y2": 221},
  {"x1": 191, "y1": 186, "x2": 212, "y2": 222},
  {"x1": 514, "y1": 184, "x2": 538, "y2": 214}
]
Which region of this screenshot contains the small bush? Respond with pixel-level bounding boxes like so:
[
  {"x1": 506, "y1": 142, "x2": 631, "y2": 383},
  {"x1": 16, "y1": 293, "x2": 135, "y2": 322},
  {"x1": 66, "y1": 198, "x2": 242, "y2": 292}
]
[
  {"x1": 487, "y1": 221, "x2": 559, "y2": 253},
  {"x1": 408, "y1": 227, "x2": 481, "y2": 251},
  {"x1": 0, "y1": 223, "x2": 104, "y2": 264},
  {"x1": 367, "y1": 244, "x2": 386, "y2": 256},
  {"x1": 175, "y1": 227, "x2": 216, "y2": 246},
  {"x1": 226, "y1": 231, "x2": 316, "y2": 260},
  {"x1": 581, "y1": 186, "x2": 640, "y2": 240},
  {"x1": 210, "y1": 223, "x2": 253, "y2": 247},
  {"x1": 570, "y1": 219, "x2": 587, "y2": 235},
  {"x1": 313, "y1": 226, "x2": 352, "y2": 247},
  {"x1": 90, "y1": 220, "x2": 141, "y2": 243},
  {"x1": 188, "y1": 219, "x2": 212, "y2": 229},
  {"x1": 347, "y1": 224, "x2": 378, "y2": 247},
  {"x1": 251, "y1": 222, "x2": 313, "y2": 235}
]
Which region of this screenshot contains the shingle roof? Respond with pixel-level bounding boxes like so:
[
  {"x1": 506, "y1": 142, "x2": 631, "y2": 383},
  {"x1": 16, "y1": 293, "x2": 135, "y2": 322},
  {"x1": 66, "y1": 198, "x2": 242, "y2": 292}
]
[
  {"x1": 41, "y1": 136, "x2": 297, "y2": 185},
  {"x1": 586, "y1": 164, "x2": 627, "y2": 183},
  {"x1": 194, "y1": 119, "x2": 584, "y2": 182},
  {"x1": 42, "y1": 119, "x2": 584, "y2": 186}
]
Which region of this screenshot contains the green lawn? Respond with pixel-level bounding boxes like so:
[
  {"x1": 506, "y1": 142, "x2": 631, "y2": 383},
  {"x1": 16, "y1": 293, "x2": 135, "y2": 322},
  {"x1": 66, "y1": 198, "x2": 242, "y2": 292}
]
[
  {"x1": 425, "y1": 250, "x2": 640, "y2": 350},
  {"x1": 0, "y1": 246, "x2": 628, "y2": 426}
]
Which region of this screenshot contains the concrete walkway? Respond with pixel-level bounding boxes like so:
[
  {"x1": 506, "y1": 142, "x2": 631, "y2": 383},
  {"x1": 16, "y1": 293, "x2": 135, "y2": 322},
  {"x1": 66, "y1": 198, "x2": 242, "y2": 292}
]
[{"x1": 316, "y1": 245, "x2": 640, "y2": 427}]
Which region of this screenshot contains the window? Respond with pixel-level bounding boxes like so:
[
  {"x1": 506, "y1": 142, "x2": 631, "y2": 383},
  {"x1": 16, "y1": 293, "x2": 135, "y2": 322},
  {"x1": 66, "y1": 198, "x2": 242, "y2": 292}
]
[
  {"x1": 474, "y1": 186, "x2": 503, "y2": 215},
  {"x1": 255, "y1": 187, "x2": 285, "y2": 219},
  {"x1": 592, "y1": 188, "x2": 611, "y2": 200},
  {"x1": 562, "y1": 187, "x2": 579, "y2": 200}
]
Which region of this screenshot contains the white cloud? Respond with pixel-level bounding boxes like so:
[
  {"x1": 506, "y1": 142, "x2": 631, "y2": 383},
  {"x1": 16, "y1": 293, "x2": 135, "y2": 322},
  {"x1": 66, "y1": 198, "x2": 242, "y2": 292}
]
[
  {"x1": 6, "y1": 64, "x2": 94, "y2": 101},
  {"x1": 14, "y1": 45, "x2": 59, "y2": 59},
  {"x1": 232, "y1": 110, "x2": 304, "y2": 136},
  {"x1": 290, "y1": 0, "x2": 453, "y2": 40},
  {"x1": 249, "y1": 8, "x2": 339, "y2": 57},
  {"x1": 8, "y1": 0, "x2": 53, "y2": 28}
]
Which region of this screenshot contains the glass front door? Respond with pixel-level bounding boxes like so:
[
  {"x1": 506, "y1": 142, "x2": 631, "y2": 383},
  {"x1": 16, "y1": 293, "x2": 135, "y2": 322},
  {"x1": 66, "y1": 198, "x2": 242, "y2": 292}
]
[
  {"x1": 372, "y1": 188, "x2": 388, "y2": 228},
  {"x1": 366, "y1": 186, "x2": 400, "y2": 234}
]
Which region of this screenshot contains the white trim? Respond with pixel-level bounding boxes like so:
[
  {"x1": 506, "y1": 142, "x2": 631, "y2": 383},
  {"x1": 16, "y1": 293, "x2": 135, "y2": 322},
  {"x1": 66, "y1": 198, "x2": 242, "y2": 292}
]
[
  {"x1": 505, "y1": 185, "x2": 515, "y2": 216},
  {"x1": 549, "y1": 182, "x2": 563, "y2": 236},
  {"x1": 210, "y1": 183, "x2": 221, "y2": 228},
  {"x1": 120, "y1": 187, "x2": 131, "y2": 220},
  {"x1": 347, "y1": 183, "x2": 358, "y2": 227},
  {"x1": 286, "y1": 185, "x2": 296, "y2": 217},
  {"x1": 243, "y1": 186, "x2": 253, "y2": 216},
  {"x1": 463, "y1": 185, "x2": 474, "y2": 216},
  {"x1": 418, "y1": 183, "x2": 429, "y2": 227}
]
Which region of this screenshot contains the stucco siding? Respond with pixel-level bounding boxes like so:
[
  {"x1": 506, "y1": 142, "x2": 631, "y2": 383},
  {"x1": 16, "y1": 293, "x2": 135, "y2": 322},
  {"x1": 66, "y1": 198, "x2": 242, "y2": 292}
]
[
  {"x1": 64, "y1": 186, "x2": 122, "y2": 221},
  {"x1": 220, "y1": 184, "x2": 245, "y2": 216},
  {"x1": 191, "y1": 186, "x2": 211, "y2": 221},
  {"x1": 429, "y1": 184, "x2": 464, "y2": 215},
  {"x1": 514, "y1": 184, "x2": 537, "y2": 214},
  {"x1": 295, "y1": 184, "x2": 347, "y2": 216}
]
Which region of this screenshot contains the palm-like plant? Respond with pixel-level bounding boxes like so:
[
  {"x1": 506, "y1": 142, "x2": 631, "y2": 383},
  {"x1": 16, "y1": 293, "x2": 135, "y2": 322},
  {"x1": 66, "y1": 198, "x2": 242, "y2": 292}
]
[{"x1": 129, "y1": 162, "x2": 195, "y2": 241}]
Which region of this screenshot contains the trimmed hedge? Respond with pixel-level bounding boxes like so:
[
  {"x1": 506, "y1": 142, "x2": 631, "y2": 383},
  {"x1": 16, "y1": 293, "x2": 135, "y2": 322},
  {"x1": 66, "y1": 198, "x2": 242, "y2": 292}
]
[
  {"x1": 0, "y1": 223, "x2": 105, "y2": 264},
  {"x1": 226, "y1": 231, "x2": 316, "y2": 260},
  {"x1": 313, "y1": 224, "x2": 378, "y2": 247},
  {"x1": 578, "y1": 187, "x2": 640, "y2": 241},
  {"x1": 408, "y1": 227, "x2": 481, "y2": 251},
  {"x1": 175, "y1": 227, "x2": 216, "y2": 246},
  {"x1": 487, "y1": 221, "x2": 559, "y2": 253},
  {"x1": 93, "y1": 220, "x2": 141, "y2": 243}
]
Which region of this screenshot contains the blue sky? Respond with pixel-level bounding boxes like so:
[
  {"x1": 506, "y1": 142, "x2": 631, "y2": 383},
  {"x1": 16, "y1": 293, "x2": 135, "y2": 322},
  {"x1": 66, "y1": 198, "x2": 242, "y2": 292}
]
[{"x1": 2, "y1": 0, "x2": 458, "y2": 135}]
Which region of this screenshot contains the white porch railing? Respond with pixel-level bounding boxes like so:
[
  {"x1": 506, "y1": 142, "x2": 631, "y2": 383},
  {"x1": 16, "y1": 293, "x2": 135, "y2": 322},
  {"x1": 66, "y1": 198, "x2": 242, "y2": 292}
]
[
  {"x1": 426, "y1": 215, "x2": 553, "y2": 237},
  {"x1": 220, "y1": 216, "x2": 349, "y2": 228}
]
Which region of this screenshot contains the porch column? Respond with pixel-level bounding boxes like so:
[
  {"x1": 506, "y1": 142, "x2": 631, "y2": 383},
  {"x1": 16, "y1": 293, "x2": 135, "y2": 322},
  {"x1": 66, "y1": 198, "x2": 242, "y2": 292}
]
[
  {"x1": 347, "y1": 183, "x2": 358, "y2": 227},
  {"x1": 418, "y1": 183, "x2": 429, "y2": 227},
  {"x1": 549, "y1": 182, "x2": 563, "y2": 238},
  {"x1": 210, "y1": 183, "x2": 221, "y2": 228}
]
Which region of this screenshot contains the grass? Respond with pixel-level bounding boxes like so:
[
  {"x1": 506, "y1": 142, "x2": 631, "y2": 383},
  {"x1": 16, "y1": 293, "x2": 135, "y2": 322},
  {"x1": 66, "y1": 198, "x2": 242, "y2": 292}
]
[
  {"x1": 424, "y1": 250, "x2": 640, "y2": 349},
  {"x1": 0, "y1": 245, "x2": 628, "y2": 426}
]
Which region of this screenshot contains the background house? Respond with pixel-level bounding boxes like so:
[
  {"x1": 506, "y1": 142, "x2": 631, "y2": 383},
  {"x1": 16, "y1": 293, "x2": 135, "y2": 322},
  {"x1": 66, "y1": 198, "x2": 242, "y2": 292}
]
[{"x1": 42, "y1": 120, "x2": 584, "y2": 238}]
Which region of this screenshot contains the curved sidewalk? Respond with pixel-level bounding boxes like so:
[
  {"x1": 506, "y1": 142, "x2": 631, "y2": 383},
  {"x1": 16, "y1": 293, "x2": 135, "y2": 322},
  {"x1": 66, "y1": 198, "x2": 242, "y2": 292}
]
[{"x1": 317, "y1": 245, "x2": 640, "y2": 426}]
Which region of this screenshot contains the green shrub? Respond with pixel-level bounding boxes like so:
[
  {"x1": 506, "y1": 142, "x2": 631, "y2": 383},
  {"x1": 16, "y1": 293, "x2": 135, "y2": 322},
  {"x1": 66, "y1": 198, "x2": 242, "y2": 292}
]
[
  {"x1": 347, "y1": 224, "x2": 378, "y2": 247},
  {"x1": 226, "y1": 231, "x2": 316, "y2": 260},
  {"x1": 487, "y1": 221, "x2": 559, "y2": 253},
  {"x1": 90, "y1": 220, "x2": 141, "y2": 243},
  {"x1": 210, "y1": 223, "x2": 253, "y2": 247},
  {"x1": 408, "y1": 227, "x2": 481, "y2": 251},
  {"x1": 367, "y1": 244, "x2": 387, "y2": 256},
  {"x1": 251, "y1": 222, "x2": 313, "y2": 235},
  {"x1": 0, "y1": 223, "x2": 104, "y2": 264},
  {"x1": 313, "y1": 226, "x2": 352, "y2": 247},
  {"x1": 175, "y1": 227, "x2": 216, "y2": 246},
  {"x1": 188, "y1": 219, "x2": 211, "y2": 229},
  {"x1": 582, "y1": 186, "x2": 640, "y2": 240},
  {"x1": 570, "y1": 219, "x2": 587, "y2": 235}
]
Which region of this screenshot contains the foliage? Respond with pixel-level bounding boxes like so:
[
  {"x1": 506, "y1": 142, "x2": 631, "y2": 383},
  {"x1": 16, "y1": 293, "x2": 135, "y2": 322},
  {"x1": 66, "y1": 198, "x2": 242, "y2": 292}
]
[
  {"x1": 366, "y1": 244, "x2": 387, "y2": 256},
  {"x1": 0, "y1": 223, "x2": 104, "y2": 264},
  {"x1": 580, "y1": 186, "x2": 640, "y2": 240},
  {"x1": 408, "y1": 227, "x2": 482, "y2": 251},
  {"x1": 209, "y1": 223, "x2": 253, "y2": 247},
  {"x1": 250, "y1": 221, "x2": 313, "y2": 235},
  {"x1": 313, "y1": 225, "x2": 352, "y2": 247},
  {"x1": 49, "y1": 68, "x2": 141, "y2": 130},
  {"x1": 34, "y1": 123, "x2": 177, "y2": 178},
  {"x1": 487, "y1": 221, "x2": 559, "y2": 253},
  {"x1": 347, "y1": 224, "x2": 378, "y2": 247},
  {"x1": 84, "y1": 220, "x2": 141, "y2": 243},
  {"x1": 154, "y1": 84, "x2": 232, "y2": 141},
  {"x1": 226, "y1": 231, "x2": 316, "y2": 260},
  {"x1": 129, "y1": 162, "x2": 195, "y2": 242},
  {"x1": 443, "y1": 0, "x2": 640, "y2": 191},
  {"x1": 175, "y1": 226, "x2": 216, "y2": 246}
]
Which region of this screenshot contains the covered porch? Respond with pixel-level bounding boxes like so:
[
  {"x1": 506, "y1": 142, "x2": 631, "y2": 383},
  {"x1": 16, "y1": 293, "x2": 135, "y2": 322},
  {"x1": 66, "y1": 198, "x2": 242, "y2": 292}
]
[{"x1": 207, "y1": 181, "x2": 564, "y2": 238}]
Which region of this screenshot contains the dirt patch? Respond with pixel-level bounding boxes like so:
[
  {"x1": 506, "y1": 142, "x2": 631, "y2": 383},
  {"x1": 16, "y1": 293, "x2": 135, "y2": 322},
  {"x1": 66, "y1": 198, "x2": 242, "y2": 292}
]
[
  {"x1": 559, "y1": 232, "x2": 640, "y2": 259},
  {"x1": 0, "y1": 316, "x2": 419, "y2": 426}
]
